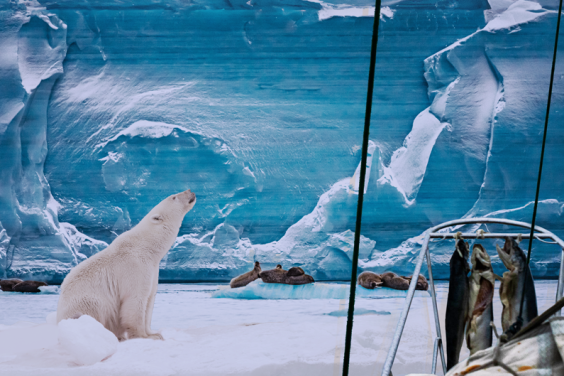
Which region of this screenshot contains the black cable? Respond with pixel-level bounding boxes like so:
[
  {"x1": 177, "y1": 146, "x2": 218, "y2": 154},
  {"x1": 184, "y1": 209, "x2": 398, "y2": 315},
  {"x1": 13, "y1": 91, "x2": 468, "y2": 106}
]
[
  {"x1": 342, "y1": 1, "x2": 382, "y2": 375},
  {"x1": 510, "y1": 0, "x2": 563, "y2": 338}
]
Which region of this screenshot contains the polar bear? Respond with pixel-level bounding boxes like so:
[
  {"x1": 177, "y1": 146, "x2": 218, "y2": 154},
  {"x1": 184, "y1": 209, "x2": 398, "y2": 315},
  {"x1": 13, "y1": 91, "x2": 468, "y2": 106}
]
[{"x1": 57, "y1": 189, "x2": 196, "y2": 341}]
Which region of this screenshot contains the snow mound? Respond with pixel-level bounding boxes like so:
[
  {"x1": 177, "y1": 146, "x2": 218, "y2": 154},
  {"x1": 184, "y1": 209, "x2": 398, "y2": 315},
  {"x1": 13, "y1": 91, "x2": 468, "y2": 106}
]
[
  {"x1": 46, "y1": 312, "x2": 57, "y2": 325},
  {"x1": 211, "y1": 280, "x2": 429, "y2": 299},
  {"x1": 0, "y1": 321, "x2": 58, "y2": 363},
  {"x1": 58, "y1": 315, "x2": 118, "y2": 366}
]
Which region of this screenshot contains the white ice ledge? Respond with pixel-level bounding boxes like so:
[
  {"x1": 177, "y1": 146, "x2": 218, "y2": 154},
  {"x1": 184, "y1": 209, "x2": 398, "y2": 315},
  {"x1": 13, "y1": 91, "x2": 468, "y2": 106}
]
[{"x1": 211, "y1": 280, "x2": 429, "y2": 299}]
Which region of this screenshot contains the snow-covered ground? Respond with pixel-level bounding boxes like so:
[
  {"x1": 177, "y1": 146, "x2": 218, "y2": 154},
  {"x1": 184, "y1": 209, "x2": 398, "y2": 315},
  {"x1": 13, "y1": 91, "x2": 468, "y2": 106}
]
[{"x1": 0, "y1": 280, "x2": 558, "y2": 376}]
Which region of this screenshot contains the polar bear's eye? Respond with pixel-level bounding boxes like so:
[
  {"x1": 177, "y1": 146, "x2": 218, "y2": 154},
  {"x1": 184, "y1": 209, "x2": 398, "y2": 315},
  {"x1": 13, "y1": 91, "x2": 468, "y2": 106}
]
[
  {"x1": 151, "y1": 215, "x2": 163, "y2": 223},
  {"x1": 172, "y1": 197, "x2": 176, "y2": 200}
]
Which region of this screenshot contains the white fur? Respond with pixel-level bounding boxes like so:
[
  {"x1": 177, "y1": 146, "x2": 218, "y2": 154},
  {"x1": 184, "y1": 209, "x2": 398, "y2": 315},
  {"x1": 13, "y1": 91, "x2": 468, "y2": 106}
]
[{"x1": 56, "y1": 190, "x2": 196, "y2": 341}]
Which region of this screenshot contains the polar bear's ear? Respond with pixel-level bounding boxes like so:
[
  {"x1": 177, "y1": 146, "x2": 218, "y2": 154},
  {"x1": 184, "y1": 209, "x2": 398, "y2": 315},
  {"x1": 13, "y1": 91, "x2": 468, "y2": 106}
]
[{"x1": 151, "y1": 215, "x2": 163, "y2": 223}]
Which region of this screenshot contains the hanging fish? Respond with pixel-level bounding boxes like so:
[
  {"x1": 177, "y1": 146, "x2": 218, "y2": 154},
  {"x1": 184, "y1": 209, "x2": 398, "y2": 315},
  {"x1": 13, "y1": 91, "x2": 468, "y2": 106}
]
[
  {"x1": 496, "y1": 237, "x2": 538, "y2": 332},
  {"x1": 466, "y1": 244, "x2": 494, "y2": 355},
  {"x1": 446, "y1": 239, "x2": 470, "y2": 370}
]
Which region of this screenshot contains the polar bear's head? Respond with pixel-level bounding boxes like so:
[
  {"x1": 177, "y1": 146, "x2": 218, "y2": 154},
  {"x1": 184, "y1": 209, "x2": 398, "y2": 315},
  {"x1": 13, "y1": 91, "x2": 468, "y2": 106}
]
[{"x1": 142, "y1": 189, "x2": 196, "y2": 234}]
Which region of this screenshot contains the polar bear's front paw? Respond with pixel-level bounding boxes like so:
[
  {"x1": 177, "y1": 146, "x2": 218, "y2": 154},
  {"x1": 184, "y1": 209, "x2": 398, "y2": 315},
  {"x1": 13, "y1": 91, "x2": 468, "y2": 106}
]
[{"x1": 148, "y1": 332, "x2": 164, "y2": 340}]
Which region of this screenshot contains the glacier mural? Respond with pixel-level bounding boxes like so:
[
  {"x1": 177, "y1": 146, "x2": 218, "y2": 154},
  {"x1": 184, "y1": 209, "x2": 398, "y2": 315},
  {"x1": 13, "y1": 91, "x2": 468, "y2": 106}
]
[{"x1": 0, "y1": 0, "x2": 563, "y2": 283}]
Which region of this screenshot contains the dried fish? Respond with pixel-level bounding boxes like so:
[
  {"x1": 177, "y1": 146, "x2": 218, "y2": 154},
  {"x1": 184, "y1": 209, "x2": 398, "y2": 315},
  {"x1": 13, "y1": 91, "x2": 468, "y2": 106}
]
[
  {"x1": 466, "y1": 244, "x2": 494, "y2": 355},
  {"x1": 446, "y1": 239, "x2": 470, "y2": 370},
  {"x1": 496, "y1": 237, "x2": 538, "y2": 332}
]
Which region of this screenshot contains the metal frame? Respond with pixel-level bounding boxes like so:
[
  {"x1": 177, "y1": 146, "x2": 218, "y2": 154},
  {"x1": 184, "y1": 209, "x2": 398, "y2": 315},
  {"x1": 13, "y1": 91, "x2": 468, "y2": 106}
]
[{"x1": 380, "y1": 217, "x2": 564, "y2": 376}]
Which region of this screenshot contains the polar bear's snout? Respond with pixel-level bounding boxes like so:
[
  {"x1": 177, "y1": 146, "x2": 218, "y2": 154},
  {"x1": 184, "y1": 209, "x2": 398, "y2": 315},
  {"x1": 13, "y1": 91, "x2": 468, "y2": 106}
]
[
  {"x1": 175, "y1": 189, "x2": 196, "y2": 210},
  {"x1": 184, "y1": 189, "x2": 196, "y2": 203},
  {"x1": 188, "y1": 191, "x2": 196, "y2": 204}
]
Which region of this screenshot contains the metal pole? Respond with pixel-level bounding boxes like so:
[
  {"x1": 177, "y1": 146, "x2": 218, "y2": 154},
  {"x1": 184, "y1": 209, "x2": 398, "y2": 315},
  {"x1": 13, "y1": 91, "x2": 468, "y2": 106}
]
[
  {"x1": 342, "y1": 2, "x2": 382, "y2": 375},
  {"x1": 431, "y1": 338, "x2": 439, "y2": 374},
  {"x1": 426, "y1": 247, "x2": 446, "y2": 373},
  {"x1": 381, "y1": 232, "x2": 431, "y2": 376},
  {"x1": 438, "y1": 339, "x2": 446, "y2": 375},
  {"x1": 517, "y1": 0, "x2": 563, "y2": 326},
  {"x1": 557, "y1": 248, "x2": 564, "y2": 315}
]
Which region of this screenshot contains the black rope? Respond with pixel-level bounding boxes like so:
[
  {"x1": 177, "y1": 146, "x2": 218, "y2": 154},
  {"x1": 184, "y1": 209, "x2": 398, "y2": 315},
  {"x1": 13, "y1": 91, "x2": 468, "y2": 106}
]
[
  {"x1": 342, "y1": 1, "x2": 382, "y2": 375},
  {"x1": 506, "y1": 0, "x2": 563, "y2": 340}
]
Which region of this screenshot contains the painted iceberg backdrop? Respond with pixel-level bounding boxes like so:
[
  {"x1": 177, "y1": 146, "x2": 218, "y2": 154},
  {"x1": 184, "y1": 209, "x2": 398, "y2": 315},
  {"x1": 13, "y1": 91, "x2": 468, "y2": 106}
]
[{"x1": 1, "y1": 0, "x2": 563, "y2": 283}]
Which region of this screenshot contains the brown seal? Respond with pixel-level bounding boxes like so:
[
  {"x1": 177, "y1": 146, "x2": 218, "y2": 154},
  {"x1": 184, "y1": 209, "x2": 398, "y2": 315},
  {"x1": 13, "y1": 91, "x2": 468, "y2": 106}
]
[
  {"x1": 0, "y1": 278, "x2": 24, "y2": 292},
  {"x1": 358, "y1": 271, "x2": 383, "y2": 289},
  {"x1": 381, "y1": 272, "x2": 409, "y2": 290},
  {"x1": 259, "y1": 265, "x2": 287, "y2": 284},
  {"x1": 230, "y1": 262, "x2": 262, "y2": 288},
  {"x1": 259, "y1": 265, "x2": 314, "y2": 285},
  {"x1": 13, "y1": 280, "x2": 48, "y2": 293},
  {"x1": 285, "y1": 274, "x2": 315, "y2": 285},
  {"x1": 401, "y1": 274, "x2": 429, "y2": 291},
  {"x1": 287, "y1": 267, "x2": 305, "y2": 277}
]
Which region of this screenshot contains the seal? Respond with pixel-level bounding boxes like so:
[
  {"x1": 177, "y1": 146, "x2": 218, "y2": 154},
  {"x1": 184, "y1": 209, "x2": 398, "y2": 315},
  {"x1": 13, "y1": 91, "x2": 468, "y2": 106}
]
[
  {"x1": 13, "y1": 280, "x2": 48, "y2": 293},
  {"x1": 259, "y1": 265, "x2": 287, "y2": 284},
  {"x1": 259, "y1": 265, "x2": 314, "y2": 285},
  {"x1": 401, "y1": 274, "x2": 429, "y2": 291},
  {"x1": 287, "y1": 267, "x2": 305, "y2": 277},
  {"x1": 357, "y1": 271, "x2": 383, "y2": 289},
  {"x1": 230, "y1": 262, "x2": 262, "y2": 288},
  {"x1": 57, "y1": 189, "x2": 196, "y2": 341},
  {"x1": 0, "y1": 278, "x2": 24, "y2": 292},
  {"x1": 285, "y1": 274, "x2": 314, "y2": 285},
  {"x1": 381, "y1": 272, "x2": 409, "y2": 290}
]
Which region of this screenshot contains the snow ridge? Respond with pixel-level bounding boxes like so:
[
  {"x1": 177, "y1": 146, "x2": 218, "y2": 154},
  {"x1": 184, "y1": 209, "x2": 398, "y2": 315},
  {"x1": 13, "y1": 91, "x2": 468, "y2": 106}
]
[{"x1": 306, "y1": 1, "x2": 395, "y2": 21}]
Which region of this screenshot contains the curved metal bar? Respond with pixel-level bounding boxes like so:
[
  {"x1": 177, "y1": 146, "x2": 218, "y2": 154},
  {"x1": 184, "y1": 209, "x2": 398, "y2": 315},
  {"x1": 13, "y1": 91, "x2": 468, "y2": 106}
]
[
  {"x1": 429, "y1": 237, "x2": 447, "y2": 243},
  {"x1": 533, "y1": 235, "x2": 558, "y2": 244},
  {"x1": 430, "y1": 232, "x2": 555, "y2": 240},
  {"x1": 428, "y1": 217, "x2": 564, "y2": 249},
  {"x1": 430, "y1": 217, "x2": 546, "y2": 234}
]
